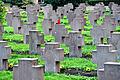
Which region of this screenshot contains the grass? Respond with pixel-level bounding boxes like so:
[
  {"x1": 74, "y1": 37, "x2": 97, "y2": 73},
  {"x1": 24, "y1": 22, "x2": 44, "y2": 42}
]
[
  {"x1": 0, "y1": 71, "x2": 97, "y2": 80},
  {"x1": 61, "y1": 58, "x2": 97, "y2": 71}
]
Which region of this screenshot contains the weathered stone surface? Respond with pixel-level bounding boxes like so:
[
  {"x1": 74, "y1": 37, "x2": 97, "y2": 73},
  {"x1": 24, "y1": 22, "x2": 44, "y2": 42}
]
[
  {"x1": 29, "y1": 30, "x2": 44, "y2": 54},
  {"x1": 44, "y1": 42, "x2": 64, "y2": 72},
  {"x1": 92, "y1": 44, "x2": 119, "y2": 69},
  {"x1": 52, "y1": 24, "x2": 67, "y2": 43},
  {"x1": 13, "y1": 58, "x2": 44, "y2": 80},
  {"x1": 0, "y1": 41, "x2": 11, "y2": 70}
]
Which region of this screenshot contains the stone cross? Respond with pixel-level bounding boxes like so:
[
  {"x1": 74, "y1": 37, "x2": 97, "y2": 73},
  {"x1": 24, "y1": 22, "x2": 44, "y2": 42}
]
[
  {"x1": 29, "y1": 30, "x2": 44, "y2": 54},
  {"x1": 98, "y1": 62, "x2": 120, "y2": 80},
  {"x1": 67, "y1": 10, "x2": 76, "y2": 24},
  {"x1": 57, "y1": 7, "x2": 64, "y2": 18},
  {"x1": 91, "y1": 15, "x2": 116, "y2": 45},
  {"x1": 64, "y1": 3, "x2": 73, "y2": 16},
  {"x1": 91, "y1": 26, "x2": 105, "y2": 44},
  {"x1": 92, "y1": 44, "x2": 119, "y2": 69},
  {"x1": 89, "y1": 9, "x2": 100, "y2": 26},
  {"x1": 13, "y1": 58, "x2": 44, "y2": 80},
  {"x1": 70, "y1": 16, "x2": 85, "y2": 31},
  {"x1": 12, "y1": 6, "x2": 20, "y2": 17},
  {"x1": 12, "y1": 15, "x2": 23, "y2": 34},
  {"x1": 43, "y1": 4, "x2": 53, "y2": 19},
  {"x1": 52, "y1": 24, "x2": 67, "y2": 43},
  {"x1": 63, "y1": 31, "x2": 84, "y2": 57},
  {"x1": 23, "y1": 22, "x2": 36, "y2": 44},
  {"x1": 6, "y1": 12, "x2": 14, "y2": 27},
  {"x1": 78, "y1": 3, "x2": 86, "y2": 12},
  {"x1": 50, "y1": 10, "x2": 58, "y2": 24},
  {"x1": 42, "y1": 19, "x2": 54, "y2": 35},
  {"x1": 26, "y1": 5, "x2": 38, "y2": 24},
  {"x1": 0, "y1": 41, "x2": 11, "y2": 70},
  {"x1": 44, "y1": 42, "x2": 64, "y2": 72}
]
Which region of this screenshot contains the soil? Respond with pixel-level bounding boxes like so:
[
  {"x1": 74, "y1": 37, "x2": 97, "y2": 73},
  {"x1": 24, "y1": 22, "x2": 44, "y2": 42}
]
[{"x1": 60, "y1": 68, "x2": 97, "y2": 77}]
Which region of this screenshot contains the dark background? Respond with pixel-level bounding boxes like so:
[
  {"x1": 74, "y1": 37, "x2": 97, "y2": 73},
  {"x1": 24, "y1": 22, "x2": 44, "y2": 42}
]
[{"x1": 2, "y1": 0, "x2": 120, "y2": 9}]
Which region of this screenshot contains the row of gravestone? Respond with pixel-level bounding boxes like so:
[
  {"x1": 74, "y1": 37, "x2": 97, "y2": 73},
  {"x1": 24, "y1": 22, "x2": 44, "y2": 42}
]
[
  {"x1": 42, "y1": 3, "x2": 86, "y2": 36},
  {"x1": 90, "y1": 2, "x2": 120, "y2": 80},
  {"x1": 5, "y1": 3, "x2": 85, "y2": 57},
  {"x1": 4, "y1": 2, "x2": 120, "y2": 80}
]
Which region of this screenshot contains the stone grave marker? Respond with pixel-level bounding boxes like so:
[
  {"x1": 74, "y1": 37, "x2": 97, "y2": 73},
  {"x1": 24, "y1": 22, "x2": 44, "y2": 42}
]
[
  {"x1": 78, "y1": 3, "x2": 86, "y2": 12},
  {"x1": 91, "y1": 26, "x2": 105, "y2": 44},
  {"x1": 0, "y1": 41, "x2": 11, "y2": 70},
  {"x1": 52, "y1": 24, "x2": 67, "y2": 43},
  {"x1": 50, "y1": 10, "x2": 58, "y2": 24},
  {"x1": 91, "y1": 15, "x2": 116, "y2": 45},
  {"x1": 12, "y1": 6, "x2": 20, "y2": 17},
  {"x1": 42, "y1": 19, "x2": 54, "y2": 35},
  {"x1": 109, "y1": 32, "x2": 120, "y2": 53},
  {"x1": 64, "y1": 3, "x2": 73, "y2": 16},
  {"x1": 13, "y1": 58, "x2": 44, "y2": 80},
  {"x1": 98, "y1": 62, "x2": 120, "y2": 80},
  {"x1": 12, "y1": 15, "x2": 24, "y2": 34},
  {"x1": 6, "y1": 11, "x2": 13, "y2": 27},
  {"x1": 63, "y1": 31, "x2": 84, "y2": 57},
  {"x1": 44, "y1": 42, "x2": 64, "y2": 72},
  {"x1": 23, "y1": 22, "x2": 36, "y2": 44},
  {"x1": 26, "y1": 5, "x2": 38, "y2": 24},
  {"x1": 43, "y1": 4, "x2": 53, "y2": 19},
  {"x1": 29, "y1": 30, "x2": 44, "y2": 54},
  {"x1": 57, "y1": 7, "x2": 64, "y2": 18},
  {"x1": 70, "y1": 16, "x2": 85, "y2": 31},
  {"x1": 67, "y1": 10, "x2": 76, "y2": 24},
  {"x1": 92, "y1": 44, "x2": 119, "y2": 69},
  {"x1": 89, "y1": 10, "x2": 100, "y2": 26}
]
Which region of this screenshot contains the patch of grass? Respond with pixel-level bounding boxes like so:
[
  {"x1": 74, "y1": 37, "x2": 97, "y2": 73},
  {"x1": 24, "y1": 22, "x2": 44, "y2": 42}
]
[
  {"x1": 61, "y1": 58, "x2": 97, "y2": 71},
  {"x1": 8, "y1": 42, "x2": 29, "y2": 52},
  {"x1": 2, "y1": 33, "x2": 23, "y2": 42},
  {"x1": 4, "y1": 27, "x2": 14, "y2": 33}
]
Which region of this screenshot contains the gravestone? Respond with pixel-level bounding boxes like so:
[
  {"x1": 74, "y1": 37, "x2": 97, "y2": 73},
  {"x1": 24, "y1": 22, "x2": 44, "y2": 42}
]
[
  {"x1": 43, "y1": 4, "x2": 53, "y2": 19},
  {"x1": 12, "y1": 16, "x2": 23, "y2": 34},
  {"x1": 67, "y1": 10, "x2": 76, "y2": 24},
  {"x1": 89, "y1": 10, "x2": 100, "y2": 26},
  {"x1": 98, "y1": 62, "x2": 120, "y2": 80},
  {"x1": 92, "y1": 44, "x2": 119, "y2": 69},
  {"x1": 29, "y1": 30, "x2": 44, "y2": 54},
  {"x1": 95, "y1": 3, "x2": 105, "y2": 16},
  {"x1": 13, "y1": 58, "x2": 44, "y2": 80},
  {"x1": 57, "y1": 7, "x2": 64, "y2": 18},
  {"x1": 70, "y1": 16, "x2": 85, "y2": 31},
  {"x1": 6, "y1": 12, "x2": 13, "y2": 27},
  {"x1": 109, "y1": 32, "x2": 120, "y2": 53},
  {"x1": 64, "y1": 3, "x2": 73, "y2": 16},
  {"x1": 23, "y1": 22, "x2": 36, "y2": 44},
  {"x1": 78, "y1": 3, "x2": 86, "y2": 12},
  {"x1": 26, "y1": 5, "x2": 38, "y2": 24},
  {"x1": 42, "y1": 19, "x2": 54, "y2": 35},
  {"x1": 50, "y1": 10, "x2": 58, "y2": 24},
  {"x1": 74, "y1": 7, "x2": 84, "y2": 17},
  {"x1": 0, "y1": 41, "x2": 11, "y2": 70},
  {"x1": 52, "y1": 24, "x2": 67, "y2": 43},
  {"x1": 44, "y1": 42, "x2": 64, "y2": 72},
  {"x1": 12, "y1": 6, "x2": 20, "y2": 17},
  {"x1": 63, "y1": 31, "x2": 84, "y2": 57},
  {"x1": 0, "y1": 23, "x2": 4, "y2": 40},
  {"x1": 91, "y1": 15, "x2": 116, "y2": 45},
  {"x1": 91, "y1": 26, "x2": 105, "y2": 44}
]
